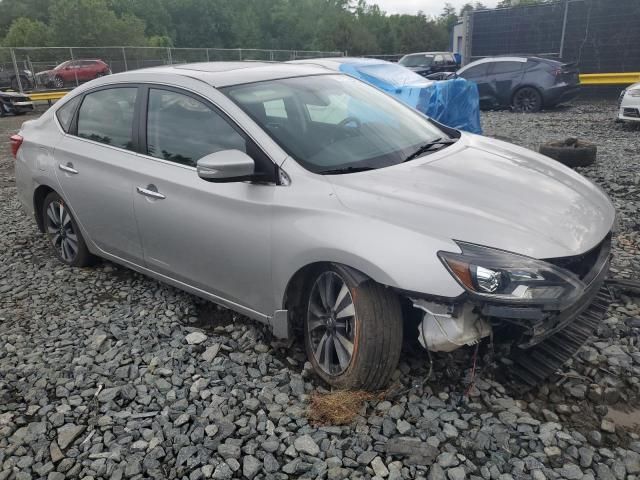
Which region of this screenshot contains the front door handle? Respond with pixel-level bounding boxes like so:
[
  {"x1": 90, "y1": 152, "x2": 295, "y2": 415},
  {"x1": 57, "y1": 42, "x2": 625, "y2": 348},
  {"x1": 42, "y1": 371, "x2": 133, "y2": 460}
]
[
  {"x1": 58, "y1": 162, "x2": 78, "y2": 174},
  {"x1": 136, "y1": 185, "x2": 166, "y2": 200}
]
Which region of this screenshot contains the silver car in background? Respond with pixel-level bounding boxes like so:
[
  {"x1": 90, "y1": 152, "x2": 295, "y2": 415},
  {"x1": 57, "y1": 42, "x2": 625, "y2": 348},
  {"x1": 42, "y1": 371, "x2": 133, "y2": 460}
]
[
  {"x1": 13, "y1": 62, "x2": 615, "y2": 390},
  {"x1": 618, "y1": 82, "x2": 640, "y2": 122}
]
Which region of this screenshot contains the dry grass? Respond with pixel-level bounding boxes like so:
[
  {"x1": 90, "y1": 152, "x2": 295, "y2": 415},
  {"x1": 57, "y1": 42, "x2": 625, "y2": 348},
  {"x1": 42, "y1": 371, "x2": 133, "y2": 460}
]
[{"x1": 307, "y1": 390, "x2": 386, "y2": 425}]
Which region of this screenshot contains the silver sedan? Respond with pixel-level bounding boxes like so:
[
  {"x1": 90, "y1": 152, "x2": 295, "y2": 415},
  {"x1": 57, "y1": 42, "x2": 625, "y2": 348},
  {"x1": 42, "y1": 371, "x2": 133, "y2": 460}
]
[{"x1": 13, "y1": 62, "x2": 615, "y2": 390}]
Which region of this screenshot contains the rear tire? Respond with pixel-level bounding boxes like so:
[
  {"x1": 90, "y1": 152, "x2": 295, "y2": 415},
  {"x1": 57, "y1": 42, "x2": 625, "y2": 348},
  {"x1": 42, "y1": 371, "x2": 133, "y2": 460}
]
[
  {"x1": 42, "y1": 191, "x2": 96, "y2": 267},
  {"x1": 512, "y1": 87, "x2": 542, "y2": 113},
  {"x1": 303, "y1": 265, "x2": 403, "y2": 390}
]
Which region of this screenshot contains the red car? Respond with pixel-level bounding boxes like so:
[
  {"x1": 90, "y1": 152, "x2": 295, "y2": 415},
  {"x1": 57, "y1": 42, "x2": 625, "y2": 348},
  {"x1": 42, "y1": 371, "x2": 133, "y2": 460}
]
[{"x1": 36, "y1": 59, "x2": 111, "y2": 89}]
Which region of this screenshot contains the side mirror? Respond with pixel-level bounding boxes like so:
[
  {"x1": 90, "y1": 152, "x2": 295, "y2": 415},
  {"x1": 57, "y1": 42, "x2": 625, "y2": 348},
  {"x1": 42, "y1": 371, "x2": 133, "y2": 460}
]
[{"x1": 197, "y1": 149, "x2": 255, "y2": 183}]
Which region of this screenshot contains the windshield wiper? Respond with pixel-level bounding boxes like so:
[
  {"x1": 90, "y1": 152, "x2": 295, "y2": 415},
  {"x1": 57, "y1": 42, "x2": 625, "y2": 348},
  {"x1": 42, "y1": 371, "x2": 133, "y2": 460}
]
[
  {"x1": 320, "y1": 166, "x2": 377, "y2": 175},
  {"x1": 403, "y1": 138, "x2": 458, "y2": 163}
]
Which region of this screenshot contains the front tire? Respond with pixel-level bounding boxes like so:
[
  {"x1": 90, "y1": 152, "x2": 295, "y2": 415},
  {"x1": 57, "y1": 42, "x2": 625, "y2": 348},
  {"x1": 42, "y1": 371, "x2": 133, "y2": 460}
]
[
  {"x1": 53, "y1": 75, "x2": 64, "y2": 89},
  {"x1": 42, "y1": 191, "x2": 95, "y2": 267},
  {"x1": 303, "y1": 266, "x2": 403, "y2": 390}
]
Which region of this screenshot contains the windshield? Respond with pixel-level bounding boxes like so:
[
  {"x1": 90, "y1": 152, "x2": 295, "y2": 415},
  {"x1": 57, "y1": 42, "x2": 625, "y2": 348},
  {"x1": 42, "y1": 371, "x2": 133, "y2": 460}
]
[
  {"x1": 222, "y1": 75, "x2": 447, "y2": 174},
  {"x1": 399, "y1": 54, "x2": 434, "y2": 68},
  {"x1": 55, "y1": 61, "x2": 71, "y2": 70}
]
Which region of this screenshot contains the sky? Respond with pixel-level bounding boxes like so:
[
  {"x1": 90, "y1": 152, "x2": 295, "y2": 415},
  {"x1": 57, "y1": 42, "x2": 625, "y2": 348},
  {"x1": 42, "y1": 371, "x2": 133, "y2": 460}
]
[{"x1": 371, "y1": 0, "x2": 499, "y2": 17}]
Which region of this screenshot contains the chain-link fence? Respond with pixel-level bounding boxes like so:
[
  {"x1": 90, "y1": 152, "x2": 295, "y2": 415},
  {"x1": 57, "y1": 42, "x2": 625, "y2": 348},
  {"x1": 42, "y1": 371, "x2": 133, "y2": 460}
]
[{"x1": 0, "y1": 46, "x2": 345, "y2": 92}]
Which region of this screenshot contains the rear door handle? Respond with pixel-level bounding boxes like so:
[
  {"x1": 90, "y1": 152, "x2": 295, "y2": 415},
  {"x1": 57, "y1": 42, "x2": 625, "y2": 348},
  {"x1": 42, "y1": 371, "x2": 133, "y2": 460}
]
[
  {"x1": 136, "y1": 185, "x2": 166, "y2": 200},
  {"x1": 58, "y1": 163, "x2": 78, "y2": 174}
]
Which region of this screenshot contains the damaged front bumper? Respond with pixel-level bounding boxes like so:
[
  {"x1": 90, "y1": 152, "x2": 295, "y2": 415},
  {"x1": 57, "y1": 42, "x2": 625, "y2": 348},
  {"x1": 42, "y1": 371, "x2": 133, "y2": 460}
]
[{"x1": 411, "y1": 234, "x2": 611, "y2": 354}]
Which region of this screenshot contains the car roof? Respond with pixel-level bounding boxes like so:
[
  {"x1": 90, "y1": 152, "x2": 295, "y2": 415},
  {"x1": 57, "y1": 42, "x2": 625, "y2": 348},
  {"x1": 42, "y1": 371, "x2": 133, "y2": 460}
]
[
  {"x1": 402, "y1": 52, "x2": 452, "y2": 56},
  {"x1": 104, "y1": 61, "x2": 334, "y2": 87}
]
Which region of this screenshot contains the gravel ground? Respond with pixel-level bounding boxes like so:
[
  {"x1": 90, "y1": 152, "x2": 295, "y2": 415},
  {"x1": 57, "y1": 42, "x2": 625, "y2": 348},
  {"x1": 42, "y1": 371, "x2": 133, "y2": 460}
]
[{"x1": 1, "y1": 100, "x2": 640, "y2": 480}]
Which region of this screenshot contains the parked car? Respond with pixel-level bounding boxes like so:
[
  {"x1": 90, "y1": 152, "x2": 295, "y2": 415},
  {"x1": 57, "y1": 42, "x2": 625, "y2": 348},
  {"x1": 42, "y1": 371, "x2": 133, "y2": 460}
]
[
  {"x1": 0, "y1": 65, "x2": 34, "y2": 91},
  {"x1": 35, "y1": 59, "x2": 111, "y2": 89},
  {"x1": 13, "y1": 62, "x2": 614, "y2": 390},
  {"x1": 0, "y1": 90, "x2": 34, "y2": 116},
  {"x1": 398, "y1": 51, "x2": 459, "y2": 77},
  {"x1": 451, "y1": 56, "x2": 580, "y2": 112},
  {"x1": 617, "y1": 82, "x2": 640, "y2": 122}
]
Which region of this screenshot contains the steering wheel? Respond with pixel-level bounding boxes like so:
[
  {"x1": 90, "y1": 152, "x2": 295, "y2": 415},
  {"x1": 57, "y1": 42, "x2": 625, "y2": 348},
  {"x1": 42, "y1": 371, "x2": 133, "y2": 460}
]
[{"x1": 338, "y1": 116, "x2": 362, "y2": 130}]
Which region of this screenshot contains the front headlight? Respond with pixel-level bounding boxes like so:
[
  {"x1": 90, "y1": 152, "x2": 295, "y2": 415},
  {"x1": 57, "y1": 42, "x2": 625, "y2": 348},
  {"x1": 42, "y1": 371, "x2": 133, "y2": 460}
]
[
  {"x1": 627, "y1": 89, "x2": 640, "y2": 97},
  {"x1": 438, "y1": 242, "x2": 586, "y2": 308}
]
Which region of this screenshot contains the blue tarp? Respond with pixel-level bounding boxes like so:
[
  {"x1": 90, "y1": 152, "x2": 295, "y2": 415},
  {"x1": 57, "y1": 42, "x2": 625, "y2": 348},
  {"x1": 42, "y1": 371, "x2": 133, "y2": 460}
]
[{"x1": 339, "y1": 60, "x2": 482, "y2": 134}]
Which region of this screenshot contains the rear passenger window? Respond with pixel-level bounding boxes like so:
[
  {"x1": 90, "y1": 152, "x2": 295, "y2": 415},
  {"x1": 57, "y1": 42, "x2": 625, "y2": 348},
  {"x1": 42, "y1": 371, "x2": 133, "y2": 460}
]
[
  {"x1": 56, "y1": 96, "x2": 81, "y2": 133},
  {"x1": 490, "y1": 62, "x2": 524, "y2": 75},
  {"x1": 77, "y1": 88, "x2": 137, "y2": 150},
  {"x1": 146, "y1": 89, "x2": 247, "y2": 167}
]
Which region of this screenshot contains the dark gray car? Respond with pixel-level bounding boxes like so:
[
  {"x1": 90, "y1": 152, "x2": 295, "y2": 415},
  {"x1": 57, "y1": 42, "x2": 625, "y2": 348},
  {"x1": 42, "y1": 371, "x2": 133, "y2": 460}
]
[
  {"x1": 453, "y1": 56, "x2": 580, "y2": 112},
  {"x1": 0, "y1": 65, "x2": 33, "y2": 91}
]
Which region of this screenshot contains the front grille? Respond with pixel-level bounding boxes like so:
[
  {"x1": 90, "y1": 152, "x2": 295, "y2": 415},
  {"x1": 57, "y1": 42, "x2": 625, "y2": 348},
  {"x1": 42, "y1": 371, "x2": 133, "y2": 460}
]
[
  {"x1": 623, "y1": 107, "x2": 640, "y2": 118},
  {"x1": 545, "y1": 234, "x2": 611, "y2": 282}
]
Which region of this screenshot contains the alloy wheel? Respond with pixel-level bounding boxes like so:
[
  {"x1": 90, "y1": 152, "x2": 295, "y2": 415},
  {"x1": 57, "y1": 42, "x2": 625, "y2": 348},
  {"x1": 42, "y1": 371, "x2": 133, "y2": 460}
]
[
  {"x1": 45, "y1": 201, "x2": 78, "y2": 263},
  {"x1": 513, "y1": 88, "x2": 541, "y2": 112},
  {"x1": 53, "y1": 76, "x2": 64, "y2": 89},
  {"x1": 307, "y1": 271, "x2": 357, "y2": 376}
]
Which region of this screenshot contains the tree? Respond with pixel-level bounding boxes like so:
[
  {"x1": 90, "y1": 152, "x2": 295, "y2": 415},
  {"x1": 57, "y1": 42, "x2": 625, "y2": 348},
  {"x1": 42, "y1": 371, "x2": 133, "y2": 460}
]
[
  {"x1": 0, "y1": 0, "x2": 52, "y2": 39},
  {"x1": 49, "y1": 0, "x2": 147, "y2": 46},
  {"x1": 0, "y1": 0, "x2": 458, "y2": 53},
  {"x1": 2, "y1": 18, "x2": 51, "y2": 47}
]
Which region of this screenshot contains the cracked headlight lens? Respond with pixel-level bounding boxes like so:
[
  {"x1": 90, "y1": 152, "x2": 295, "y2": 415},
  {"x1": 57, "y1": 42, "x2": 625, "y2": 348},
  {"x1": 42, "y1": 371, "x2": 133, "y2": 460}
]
[{"x1": 438, "y1": 242, "x2": 586, "y2": 307}]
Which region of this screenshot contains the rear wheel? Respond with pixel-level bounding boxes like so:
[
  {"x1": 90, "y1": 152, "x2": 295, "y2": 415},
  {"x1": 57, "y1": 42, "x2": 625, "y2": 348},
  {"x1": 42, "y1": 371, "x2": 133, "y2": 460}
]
[
  {"x1": 512, "y1": 87, "x2": 542, "y2": 113},
  {"x1": 303, "y1": 266, "x2": 403, "y2": 390},
  {"x1": 42, "y1": 191, "x2": 95, "y2": 267}
]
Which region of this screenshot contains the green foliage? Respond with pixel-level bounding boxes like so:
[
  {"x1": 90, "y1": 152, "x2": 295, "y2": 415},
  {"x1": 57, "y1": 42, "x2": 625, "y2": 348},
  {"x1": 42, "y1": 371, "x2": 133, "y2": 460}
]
[
  {"x1": 0, "y1": 0, "x2": 507, "y2": 53},
  {"x1": 2, "y1": 17, "x2": 51, "y2": 47},
  {"x1": 48, "y1": 0, "x2": 147, "y2": 46}
]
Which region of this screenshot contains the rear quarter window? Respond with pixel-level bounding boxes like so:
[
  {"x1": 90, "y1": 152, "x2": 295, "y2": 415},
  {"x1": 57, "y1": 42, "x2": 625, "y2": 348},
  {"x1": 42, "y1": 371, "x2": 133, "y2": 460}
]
[{"x1": 55, "y1": 96, "x2": 81, "y2": 133}]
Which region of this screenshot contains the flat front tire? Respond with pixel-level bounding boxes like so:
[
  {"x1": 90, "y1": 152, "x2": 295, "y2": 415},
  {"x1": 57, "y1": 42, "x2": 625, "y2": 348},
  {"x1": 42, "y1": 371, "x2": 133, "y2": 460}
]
[
  {"x1": 42, "y1": 191, "x2": 95, "y2": 267},
  {"x1": 304, "y1": 266, "x2": 403, "y2": 390}
]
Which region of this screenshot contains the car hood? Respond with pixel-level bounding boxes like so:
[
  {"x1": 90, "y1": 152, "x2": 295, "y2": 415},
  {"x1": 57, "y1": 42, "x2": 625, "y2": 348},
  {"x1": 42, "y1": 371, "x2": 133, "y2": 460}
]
[{"x1": 327, "y1": 134, "x2": 615, "y2": 259}]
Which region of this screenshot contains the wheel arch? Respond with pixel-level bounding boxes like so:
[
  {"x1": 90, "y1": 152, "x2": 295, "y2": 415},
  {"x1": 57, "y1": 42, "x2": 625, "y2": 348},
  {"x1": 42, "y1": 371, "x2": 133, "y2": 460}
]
[
  {"x1": 33, "y1": 184, "x2": 57, "y2": 232},
  {"x1": 281, "y1": 261, "x2": 375, "y2": 332}
]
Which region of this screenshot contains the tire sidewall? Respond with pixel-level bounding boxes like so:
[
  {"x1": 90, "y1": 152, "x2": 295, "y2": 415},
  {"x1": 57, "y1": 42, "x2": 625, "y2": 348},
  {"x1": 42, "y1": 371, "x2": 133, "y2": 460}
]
[
  {"x1": 303, "y1": 265, "x2": 405, "y2": 391},
  {"x1": 303, "y1": 266, "x2": 364, "y2": 389},
  {"x1": 539, "y1": 143, "x2": 597, "y2": 168}
]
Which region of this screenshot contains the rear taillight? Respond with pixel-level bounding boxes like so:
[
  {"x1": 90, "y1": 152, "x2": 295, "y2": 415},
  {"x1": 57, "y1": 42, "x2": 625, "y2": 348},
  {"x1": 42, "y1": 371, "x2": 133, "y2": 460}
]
[
  {"x1": 10, "y1": 134, "x2": 23, "y2": 158},
  {"x1": 552, "y1": 68, "x2": 562, "y2": 76}
]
